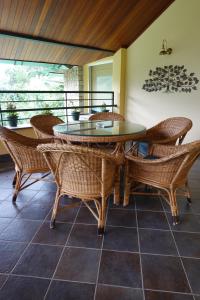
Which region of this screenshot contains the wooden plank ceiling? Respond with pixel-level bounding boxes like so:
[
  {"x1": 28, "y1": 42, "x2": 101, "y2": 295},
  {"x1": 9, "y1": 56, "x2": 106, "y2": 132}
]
[{"x1": 0, "y1": 0, "x2": 174, "y2": 66}]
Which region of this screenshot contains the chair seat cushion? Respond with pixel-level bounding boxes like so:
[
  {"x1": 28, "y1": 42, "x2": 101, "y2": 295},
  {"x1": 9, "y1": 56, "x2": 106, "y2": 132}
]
[
  {"x1": 138, "y1": 142, "x2": 149, "y2": 156},
  {"x1": 144, "y1": 155, "x2": 159, "y2": 160}
]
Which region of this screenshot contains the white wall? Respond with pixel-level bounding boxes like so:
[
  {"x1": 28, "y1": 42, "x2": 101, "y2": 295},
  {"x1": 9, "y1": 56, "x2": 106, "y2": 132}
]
[{"x1": 125, "y1": 0, "x2": 200, "y2": 142}]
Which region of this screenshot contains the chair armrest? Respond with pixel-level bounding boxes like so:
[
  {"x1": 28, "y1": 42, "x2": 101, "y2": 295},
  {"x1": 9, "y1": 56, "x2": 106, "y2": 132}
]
[
  {"x1": 38, "y1": 143, "x2": 124, "y2": 165},
  {"x1": 125, "y1": 149, "x2": 187, "y2": 165},
  {"x1": 150, "y1": 144, "x2": 179, "y2": 157},
  {"x1": 17, "y1": 137, "x2": 55, "y2": 148}
]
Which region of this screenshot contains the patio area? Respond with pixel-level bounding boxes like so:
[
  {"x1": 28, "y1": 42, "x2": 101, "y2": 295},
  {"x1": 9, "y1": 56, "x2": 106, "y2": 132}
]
[
  {"x1": 0, "y1": 158, "x2": 199, "y2": 300},
  {"x1": 0, "y1": 0, "x2": 200, "y2": 299}
]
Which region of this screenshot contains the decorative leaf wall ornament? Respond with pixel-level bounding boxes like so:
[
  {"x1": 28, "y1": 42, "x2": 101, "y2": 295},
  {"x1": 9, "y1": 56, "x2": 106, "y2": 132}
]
[{"x1": 142, "y1": 65, "x2": 199, "y2": 93}]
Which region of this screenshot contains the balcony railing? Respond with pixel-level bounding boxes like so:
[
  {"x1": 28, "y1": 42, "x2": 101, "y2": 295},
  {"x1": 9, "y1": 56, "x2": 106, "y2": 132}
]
[{"x1": 0, "y1": 90, "x2": 115, "y2": 127}]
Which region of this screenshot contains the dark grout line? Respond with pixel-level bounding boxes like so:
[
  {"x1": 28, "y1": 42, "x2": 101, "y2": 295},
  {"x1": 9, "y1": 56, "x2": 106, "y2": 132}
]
[
  {"x1": 93, "y1": 201, "x2": 108, "y2": 300},
  {"x1": 43, "y1": 203, "x2": 82, "y2": 299},
  {"x1": 135, "y1": 196, "x2": 145, "y2": 300},
  {"x1": 0, "y1": 205, "x2": 53, "y2": 292},
  {"x1": 160, "y1": 196, "x2": 195, "y2": 300}
]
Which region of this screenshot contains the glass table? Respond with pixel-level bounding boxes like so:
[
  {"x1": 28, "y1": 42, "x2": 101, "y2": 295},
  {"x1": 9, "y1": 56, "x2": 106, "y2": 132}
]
[
  {"x1": 53, "y1": 120, "x2": 146, "y2": 144},
  {"x1": 53, "y1": 120, "x2": 146, "y2": 206}
]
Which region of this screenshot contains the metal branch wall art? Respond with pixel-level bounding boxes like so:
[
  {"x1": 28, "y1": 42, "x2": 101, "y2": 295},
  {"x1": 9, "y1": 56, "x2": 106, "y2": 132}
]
[{"x1": 142, "y1": 65, "x2": 199, "y2": 93}]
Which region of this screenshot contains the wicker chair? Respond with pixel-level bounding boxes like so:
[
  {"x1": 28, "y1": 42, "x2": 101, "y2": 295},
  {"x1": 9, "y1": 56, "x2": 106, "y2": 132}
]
[
  {"x1": 0, "y1": 126, "x2": 52, "y2": 201},
  {"x1": 30, "y1": 114, "x2": 64, "y2": 139},
  {"x1": 134, "y1": 117, "x2": 192, "y2": 156},
  {"x1": 89, "y1": 112, "x2": 125, "y2": 121},
  {"x1": 38, "y1": 143, "x2": 122, "y2": 235},
  {"x1": 124, "y1": 141, "x2": 200, "y2": 225}
]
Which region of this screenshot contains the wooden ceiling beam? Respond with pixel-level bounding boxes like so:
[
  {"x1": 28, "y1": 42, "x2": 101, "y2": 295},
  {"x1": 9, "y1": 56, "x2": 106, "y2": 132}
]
[{"x1": 0, "y1": 30, "x2": 114, "y2": 55}]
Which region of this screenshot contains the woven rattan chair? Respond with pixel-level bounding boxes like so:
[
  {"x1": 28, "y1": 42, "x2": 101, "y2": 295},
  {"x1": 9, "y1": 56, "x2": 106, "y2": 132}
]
[
  {"x1": 0, "y1": 126, "x2": 52, "y2": 201},
  {"x1": 124, "y1": 141, "x2": 200, "y2": 225},
  {"x1": 38, "y1": 143, "x2": 122, "y2": 235},
  {"x1": 30, "y1": 114, "x2": 64, "y2": 139},
  {"x1": 89, "y1": 112, "x2": 125, "y2": 121},
  {"x1": 134, "y1": 117, "x2": 192, "y2": 156}
]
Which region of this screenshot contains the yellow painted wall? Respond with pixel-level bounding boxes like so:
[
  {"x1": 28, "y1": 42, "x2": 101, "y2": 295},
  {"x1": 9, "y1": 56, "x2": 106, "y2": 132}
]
[
  {"x1": 112, "y1": 48, "x2": 126, "y2": 115},
  {"x1": 125, "y1": 0, "x2": 200, "y2": 142},
  {"x1": 0, "y1": 127, "x2": 36, "y2": 155}
]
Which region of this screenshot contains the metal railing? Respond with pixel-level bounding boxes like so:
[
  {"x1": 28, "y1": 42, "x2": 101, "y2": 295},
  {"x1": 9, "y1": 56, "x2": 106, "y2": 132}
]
[{"x1": 0, "y1": 90, "x2": 115, "y2": 126}]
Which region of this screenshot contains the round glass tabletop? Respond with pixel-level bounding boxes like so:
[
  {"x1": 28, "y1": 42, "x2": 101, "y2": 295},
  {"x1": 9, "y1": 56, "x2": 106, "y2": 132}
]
[{"x1": 53, "y1": 120, "x2": 146, "y2": 143}]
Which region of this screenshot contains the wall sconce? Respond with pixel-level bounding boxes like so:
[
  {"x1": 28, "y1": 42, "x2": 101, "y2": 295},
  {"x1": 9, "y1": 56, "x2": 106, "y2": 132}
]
[{"x1": 159, "y1": 39, "x2": 172, "y2": 55}]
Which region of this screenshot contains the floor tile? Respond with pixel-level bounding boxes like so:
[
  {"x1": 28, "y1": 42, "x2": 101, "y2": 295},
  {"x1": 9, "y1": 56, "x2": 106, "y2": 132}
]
[
  {"x1": 13, "y1": 244, "x2": 63, "y2": 277},
  {"x1": 17, "y1": 203, "x2": 51, "y2": 220},
  {"x1": 137, "y1": 211, "x2": 169, "y2": 230},
  {"x1": 0, "y1": 218, "x2": 13, "y2": 234},
  {"x1": 67, "y1": 224, "x2": 102, "y2": 249},
  {"x1": 31, "y1": 190, "x2": 56, "y2": 206},
  {"x1": 106, "y1": 209, "x2": 136, "y2": 227},
  {"x1": 47, "y1": 206, "x2": 79, "y2": 223},
  {"x1": 0, "y1": 157, "x2": 200, "y2": 299},
  {"x1": 142, "y1": 254, "x2": 190, "y2": 293},
  {"x1": 135, "y1": 195, "x2": 163, "y2": 211},
  {"x1": 25, "y1": 180, "x2": 46, "y2": 191},
  {"x1": 162, "y1": 197, "x2": 193, "y2": 215},
  {"x1": 109, "y1": 196, "x2": 135, "y2": 209},
  {"x1": 96, "y1": 285, "x2": 143, "y2": 300},
  {"x1": 55, "y1": 247, "x2": 100, "y2": 283},
  {"x1": 169, "y1": 213, "x2": 200, "y2": 233},
  {"x1": 0, "y1": 274, "x2": 8, "y2": 289},
  {"x1": 76, "y1": 207, "x2": 97, "y2": 224},
  {"x1": 59, "y1": 195, "x2": 81, "y2": 207},
  {"x1": 0, "y1": 219, "x2": 41, "y2": 242},
  {"x1": 46, "y1": 280, "x2": 95, "y2": 300},
  {"x1": 5, "y1": 190, "x2": 39, "y2": 203},
  {"x1": 33, "y1": 222, "x2": 72, "y2": 245},
  {"x1": 145, "y1": 290, "x2": 194, "y2": 300},
  {"x1": 173, "y1": 231, "x2": 200, "y2": 258},
  {"x1": 103, "y1": 226, "x2": 138, "y2": 252},
  {"x1": 182, "y1": 257, "x2": 200, "y2": 294},
  {"x1": 0, "y1": 189, "x2": 12, "y2": 200},
  {"x1": 98, "y1": 250, "x2": 141, "y2": 288},
  {"x1": 0, "y1": 275, "x2": 50, "y2": 300},
  {"x1": 139, "y1": 229, "x2": 177, "y2": 255},
  {"x1": 0, "y1": 241, "x2": 27, "y2": 273},
  {"x1": 39, "y1": 181, "x2": 57, "y2": 192},
  {"x1": 189, "y1": 199, "x2": 200, "y2": 214},
  {"x1": 0, "y1": 202, "x2": 23, "y2": 218}
]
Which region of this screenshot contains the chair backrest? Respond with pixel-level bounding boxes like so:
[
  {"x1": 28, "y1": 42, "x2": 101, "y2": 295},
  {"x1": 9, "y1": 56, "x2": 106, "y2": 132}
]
[
  {"x1": 173, "y1": 140, "x2": 200, "y2": 185},
  {"x1": 0, "y1": 126, "x2": 48, "y2": 172},
  {"x1": 150, "y1": 140, "x2": 200, "y2": 186},
  {"x1": 147, "y1": 117, "x2": 192, "y2": 145},
  {"x1": 89, "y1": 112, "x2": 125, "y2": 121},
  {"x1": 38, "y1": 143, "x2": 121, "y2": 198},
  {"x1": 30, "y1": 114, "x2": 64, "y2": 138}
]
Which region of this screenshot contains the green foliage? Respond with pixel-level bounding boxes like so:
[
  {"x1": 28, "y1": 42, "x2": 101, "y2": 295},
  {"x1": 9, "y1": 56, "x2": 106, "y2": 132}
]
[
  {"x1": 0, "y1": 63, "x2": 66, "y2": 125},
  {"x1": 41, "y1": 103, "x2": 53, "y2": 115},
  {"x1": 100, "y1": 102, "x2": 107, "y2": 112},
  {"x1": 6, "y1": 102, "x2": 19, "y2": 118},
  {"x1": 69, "y1": 100, "x2": 80, "y2": 112}
]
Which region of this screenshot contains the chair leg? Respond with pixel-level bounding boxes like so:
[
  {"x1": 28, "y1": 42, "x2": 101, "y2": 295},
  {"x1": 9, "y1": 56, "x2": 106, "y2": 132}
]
[
  {"x1": 114, "y1": 166, "x2": 120, "y2": 205},
  {"x1": 98, "y1": 196, "x2": 106, "y2": 236},
  {"x1": 50, "y1": 188, "x2": 61, "y2": 229},
  {"x1": 12, "y1": 171, "x2": 22, "y2": 202},
  {"x1": 123, "y1": 163, "x2": 130, "y2": 206},
  {"x1": 169, "y1": 190, "x2": 180, "y2": 225},
  {"x1": 185, "y1": 181, "x2": 192, "y2": 204},
  {"x1": 12, "y1": 172, "x2": 17, "y2": 187}
]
